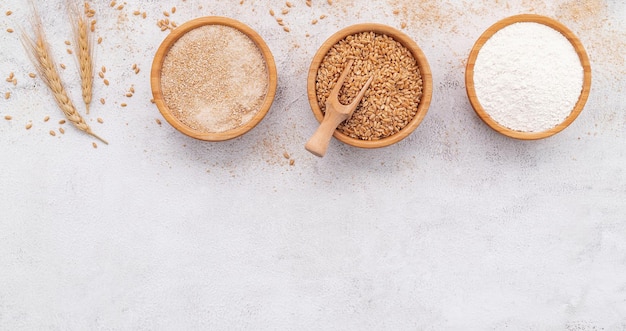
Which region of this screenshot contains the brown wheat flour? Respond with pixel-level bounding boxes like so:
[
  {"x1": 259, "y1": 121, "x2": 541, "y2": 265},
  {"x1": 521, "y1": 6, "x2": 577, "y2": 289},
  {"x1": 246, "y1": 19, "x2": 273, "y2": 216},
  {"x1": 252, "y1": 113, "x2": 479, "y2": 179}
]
[{"x1": 161, "y1": 25, "x2": 268, "y2": 133}]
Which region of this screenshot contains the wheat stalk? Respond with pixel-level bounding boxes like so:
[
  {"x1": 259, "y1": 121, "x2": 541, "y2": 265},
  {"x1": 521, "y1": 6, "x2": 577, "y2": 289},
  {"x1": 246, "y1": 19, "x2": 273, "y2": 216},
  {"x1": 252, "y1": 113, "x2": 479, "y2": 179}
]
[
  {"x1": 21, "y1": 5, "x2": 107, "y2": 145},
  {"x1": 70, "y1": 1, "x2": 93, "y2": 114}
]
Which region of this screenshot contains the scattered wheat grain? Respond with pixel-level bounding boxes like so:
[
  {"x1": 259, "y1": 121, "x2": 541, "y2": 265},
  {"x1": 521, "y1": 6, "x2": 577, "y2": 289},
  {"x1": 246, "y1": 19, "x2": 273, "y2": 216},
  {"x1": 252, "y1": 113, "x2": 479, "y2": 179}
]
[
  {"x1": 85, "y1": 3, "x2": 95, "y2": 18},
  {"x1": 49, "y1": 130, "x2": 56, "y2": 136},
  {"x1": 29, "y1": 73, "x2": 36, "y2": 78},
  {"x1": 59, "y1": 127, "x2": 65, "y2": 134},
  {"x1": 25, "y1": 122, "x2": 33, "y2": 130},
  {"x1": 7, "y1": 28, "x2": 14, "y2": 33},
  {"x1": 4, "y1": 115, "x2": 12, "y2": 120},
  {"x1": 97, "y1": 117, "x2": 103, "y2": 123}
]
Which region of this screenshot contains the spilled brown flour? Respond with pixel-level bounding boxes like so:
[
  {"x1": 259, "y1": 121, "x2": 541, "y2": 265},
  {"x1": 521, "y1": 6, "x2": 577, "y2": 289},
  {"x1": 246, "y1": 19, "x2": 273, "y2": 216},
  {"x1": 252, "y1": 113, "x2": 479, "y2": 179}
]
[
  {"x1": 381, "y1": 0, "x2": 625, "y2": 75},
  {"x1": 554, "y1": 0, "x2": 626, "y2": 74}
]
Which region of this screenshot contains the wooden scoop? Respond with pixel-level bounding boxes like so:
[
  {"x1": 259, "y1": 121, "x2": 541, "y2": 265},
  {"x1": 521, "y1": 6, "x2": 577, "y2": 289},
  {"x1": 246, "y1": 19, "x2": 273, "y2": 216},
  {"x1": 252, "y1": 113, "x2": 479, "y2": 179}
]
[{"x1": 305, "y1": 60, "x2": 374, "y2": 157}]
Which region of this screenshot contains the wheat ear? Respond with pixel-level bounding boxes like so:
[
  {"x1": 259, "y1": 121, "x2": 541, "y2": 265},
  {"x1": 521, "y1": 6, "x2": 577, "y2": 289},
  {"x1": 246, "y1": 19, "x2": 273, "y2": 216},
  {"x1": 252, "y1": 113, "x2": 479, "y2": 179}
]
[
  {"x1": 70, "y1": 1, "x2": 93, "y2": 114},
  {"x1": 21, "y1": 9, "x2": 107, "y2": 145}
]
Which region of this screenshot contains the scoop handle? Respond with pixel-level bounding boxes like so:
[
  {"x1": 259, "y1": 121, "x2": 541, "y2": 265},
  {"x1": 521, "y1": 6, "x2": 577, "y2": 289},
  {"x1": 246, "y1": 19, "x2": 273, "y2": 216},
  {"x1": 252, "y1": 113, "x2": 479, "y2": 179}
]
[{"x1": 305, "y1": 110, "x2": 348, "y2": 157}]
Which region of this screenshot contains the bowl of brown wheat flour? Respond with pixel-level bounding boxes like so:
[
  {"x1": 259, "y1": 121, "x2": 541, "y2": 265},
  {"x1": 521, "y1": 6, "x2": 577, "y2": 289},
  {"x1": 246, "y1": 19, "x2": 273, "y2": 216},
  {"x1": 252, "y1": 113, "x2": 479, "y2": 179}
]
[{"x1": 151, "y1": 16, "x2": 277, "y2": 141}]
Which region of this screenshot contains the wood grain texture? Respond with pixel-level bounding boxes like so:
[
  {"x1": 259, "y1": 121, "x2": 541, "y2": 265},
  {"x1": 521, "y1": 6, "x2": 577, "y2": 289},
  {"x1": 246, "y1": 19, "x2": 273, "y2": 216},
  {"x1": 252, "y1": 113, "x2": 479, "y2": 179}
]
[
  {"x1": 150, "y1": 16, "x2": 277, "y2": 142},
  {"x1": 306, "y1": 23, "x2": 433, "y2": 149},
  {"x1": 465, "y1": 14, "x2": 592, "y2": 140}
]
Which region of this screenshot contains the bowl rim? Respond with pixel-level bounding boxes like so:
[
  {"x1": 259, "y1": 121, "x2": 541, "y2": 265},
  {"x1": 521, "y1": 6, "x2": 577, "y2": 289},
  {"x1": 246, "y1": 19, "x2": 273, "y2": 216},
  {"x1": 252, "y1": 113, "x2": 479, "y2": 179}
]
[
  {"x1": 306, "y1": 23, "x2": 433, "y2": 149},
  {"x1": 465, "y1": 14, "x2": 592, "y2": 140},
  {"x1": 150, "y1": 16, "x2": 278, "y2": 141}
]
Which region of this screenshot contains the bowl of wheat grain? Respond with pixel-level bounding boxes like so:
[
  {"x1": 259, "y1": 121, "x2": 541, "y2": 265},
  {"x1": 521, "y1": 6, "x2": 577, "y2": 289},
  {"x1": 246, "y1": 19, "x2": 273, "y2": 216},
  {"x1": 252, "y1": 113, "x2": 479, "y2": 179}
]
[
  {"x1": 307, "y1": 23, "x2": 432, "y2": 149},
  {"x1": 151, "y1": 16, "x2": 277, "y2": 141}
]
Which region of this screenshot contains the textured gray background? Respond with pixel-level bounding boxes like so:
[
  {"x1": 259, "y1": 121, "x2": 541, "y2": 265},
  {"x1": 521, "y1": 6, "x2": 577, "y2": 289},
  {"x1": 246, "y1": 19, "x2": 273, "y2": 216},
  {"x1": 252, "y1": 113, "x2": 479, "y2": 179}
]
[{"x1": 1, "y1": 0, "x2": 625, "y2": 330}]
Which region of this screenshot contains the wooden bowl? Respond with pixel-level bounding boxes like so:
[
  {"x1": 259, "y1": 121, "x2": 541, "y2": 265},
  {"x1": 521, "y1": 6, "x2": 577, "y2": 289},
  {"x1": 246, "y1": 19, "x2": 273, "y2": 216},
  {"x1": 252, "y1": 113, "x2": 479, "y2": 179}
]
[
  {"x1": 465, "y1": 14, "x2": 592, "y2": 140},
  {"x1": 151, "y1": 17, "x2": 277, "y2": 141},
  {"x1": 307, "y1": 23, "x2": 433, "y2": 149}
]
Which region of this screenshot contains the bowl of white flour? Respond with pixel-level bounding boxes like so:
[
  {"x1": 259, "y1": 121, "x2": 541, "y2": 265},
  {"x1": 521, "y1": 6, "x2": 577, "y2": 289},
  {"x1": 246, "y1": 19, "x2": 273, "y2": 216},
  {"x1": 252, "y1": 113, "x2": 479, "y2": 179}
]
[{"x1": 465, "y1": 14, "x2": 591, "y2": 140}]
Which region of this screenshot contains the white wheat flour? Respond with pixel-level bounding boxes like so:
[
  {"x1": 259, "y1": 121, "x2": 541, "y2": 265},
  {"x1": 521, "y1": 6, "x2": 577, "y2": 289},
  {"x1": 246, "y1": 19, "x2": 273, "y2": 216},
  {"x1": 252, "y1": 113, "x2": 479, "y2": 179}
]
[{"x1": 473, "y1": 22, "x2": 583, "y2": 133}]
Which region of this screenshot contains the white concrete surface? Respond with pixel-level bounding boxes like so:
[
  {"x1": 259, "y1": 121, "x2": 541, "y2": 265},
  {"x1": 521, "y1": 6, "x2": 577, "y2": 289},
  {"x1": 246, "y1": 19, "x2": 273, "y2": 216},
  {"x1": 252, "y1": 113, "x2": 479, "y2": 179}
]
[{"x1": 1, "y1": 0, "x2": 625, "y2": 330}]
